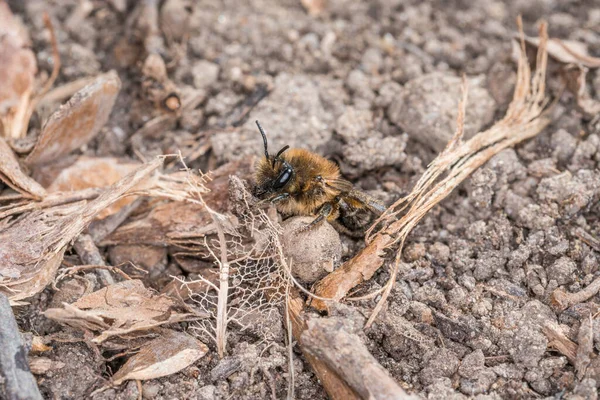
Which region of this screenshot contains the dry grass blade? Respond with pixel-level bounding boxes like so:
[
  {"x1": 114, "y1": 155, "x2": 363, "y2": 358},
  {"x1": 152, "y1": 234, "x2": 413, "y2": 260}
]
[
  {"x1": 0, "y1": 136, "x2": 46, "y2": 199},
  {"x1": 311, "y1": 20, "x2": 552, "y2": 328},
  {"x1": 26, "y1": 71, "x2": 121, "y2": 166},
  {"x1": 0, "y1": 158, "x2": 163, "y2": 302}
]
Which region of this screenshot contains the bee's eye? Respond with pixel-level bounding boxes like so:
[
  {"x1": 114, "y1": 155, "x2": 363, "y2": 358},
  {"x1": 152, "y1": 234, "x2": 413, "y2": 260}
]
[{"x1": 273, "y1": 167, "x2": 292, "y2": 189}]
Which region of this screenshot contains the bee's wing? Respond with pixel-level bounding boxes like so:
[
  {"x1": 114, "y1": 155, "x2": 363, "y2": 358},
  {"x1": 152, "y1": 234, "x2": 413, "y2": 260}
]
[
  {"x1": 324, "y1": 178, "x2": 353, "y2": 193},
  {"x1": 345, "y1": 190, "x2": 386, "y2": 215}
]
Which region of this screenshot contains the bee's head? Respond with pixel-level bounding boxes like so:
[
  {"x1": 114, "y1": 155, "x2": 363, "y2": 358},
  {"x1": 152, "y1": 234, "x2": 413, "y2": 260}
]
[{"x1": 253, "y1": 120, "x2": 294, "y2": 198}]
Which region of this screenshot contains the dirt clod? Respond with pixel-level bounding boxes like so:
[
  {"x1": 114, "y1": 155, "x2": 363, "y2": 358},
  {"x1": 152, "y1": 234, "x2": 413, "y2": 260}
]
[{"x1": 282, "y1": 216, "x2": 342, "y2": 284}]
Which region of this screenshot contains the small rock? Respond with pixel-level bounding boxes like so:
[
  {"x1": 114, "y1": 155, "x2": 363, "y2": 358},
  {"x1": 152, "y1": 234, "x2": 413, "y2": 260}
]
[
  {"x1": 341, "y1": 133, "x2": 407, "y2": 174},
  {"x1": 142, "y1": 382, "x2": 161, "y2": 399},
  {"x1": 429, "y1": 242, "x2": 450, "y2": 264},
  {"x1": 192, "y1": 60, "x2": 220, "y2": 89},
  {"x1": 388, "y1": 72, "x2": 496, "y2": 151},
  {"x1": 547, "y1": 256, "x2": 576, "y2": 286},
  {"x1": 459, "y1": 369, "x2": 497, "y2": 395},
  {"x1": 335, "y1": 108, "x2": 374, "y2": 142},
  {"x1": 196, "y1": 385, "x2": 217, "y2": 400},
  {"x1": 420, "y1": 349, "x2": 460, "y2": 385},
  {"x1": 459, "y1": 349, "x2": 485, "y2": 378},
  {"x1": 551, "y1": 129, "x2": 577, "y2": 163},
  {"x1": 281, "y1": 216, "x2": 342, "y2": 283},
  {"x1": 508, "y1": 326, "x2": 548, "y2": 368}
]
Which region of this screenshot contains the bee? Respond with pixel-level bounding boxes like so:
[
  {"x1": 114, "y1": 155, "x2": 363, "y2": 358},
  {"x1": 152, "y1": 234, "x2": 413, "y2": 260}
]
[{"x1": 252, "y1": 120, "x2": 385, "y2": 236}]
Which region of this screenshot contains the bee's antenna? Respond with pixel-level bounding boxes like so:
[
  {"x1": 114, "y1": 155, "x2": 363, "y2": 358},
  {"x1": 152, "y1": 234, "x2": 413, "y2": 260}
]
[
  {"x1": 255, "y1": 120, "x2": 269, "y2": 160},
  {"x1": 275, "y1": 145, "x2": 289, "y2": 158}
]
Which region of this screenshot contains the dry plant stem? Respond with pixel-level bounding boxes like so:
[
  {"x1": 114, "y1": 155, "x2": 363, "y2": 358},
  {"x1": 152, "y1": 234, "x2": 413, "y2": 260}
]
[
  {"x1": 312, "y1": 20, "x2": 551, "y2": 327},
  {"x1": 73, "y1": 233, "x2": 115, "y2": 286},
  {"x1": 0, "y1": 187, "x2": 103, "y2": 219},
  {"x1": 286, "y1": 291, "x2": 360, "y2": 400},
  {"x1": 211, "y1": 212, "x2": 230, "y2": 359},
  {"x1": 0, "y1": 293, "x2": 43, "y2": 400},
  {"x1": 302, "y1": 316, "x2": 419, "y2": 400},
  {"x1": 551, "y1": 275, "x2": 600, "y2": 311}
]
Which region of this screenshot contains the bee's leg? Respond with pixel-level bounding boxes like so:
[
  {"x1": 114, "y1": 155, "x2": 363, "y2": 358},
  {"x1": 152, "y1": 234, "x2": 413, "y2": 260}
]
[
  {"x1": 296, "y1": 202, "x2": 333, "y2": 232},
  {"x1": 270, "y1": 193, "x2": 290, "y2": 203},
  {"x1": 258, "y1": 193, "x2": 290, "y2": 205}
]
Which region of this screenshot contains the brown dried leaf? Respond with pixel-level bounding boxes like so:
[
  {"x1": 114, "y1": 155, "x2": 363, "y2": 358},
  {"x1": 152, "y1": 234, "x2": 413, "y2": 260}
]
[
  {"x1": 46, "y1": 156, "x2": 144, "y2": 219},
  {"x1": 0, "y1": 136, "x2": 45, "y2": 199},
  {"x1": 523, "y1": 36, "x2": 600, "y2": 68},
  {"x1": 72, "y1": 279, "x2": 173, "y2": 321},
  {"x1": 44, "y1": 280, "x2": 194, "y2": 343},
  {"x1": 0, "y1": 158, "x2": 163, "y2": 301},
  {"x1": 26, "y1": 71, "x2": 121, "y2": 166},
  {"x1": 111, "y1": 329, "x2": 208, "y2": 385},
  {"x1": 0, "y1": 2, "x2": 37, "y2": 139},
  {"x1": 102, "y1": 201, "x2": 214, "y2": 246}
]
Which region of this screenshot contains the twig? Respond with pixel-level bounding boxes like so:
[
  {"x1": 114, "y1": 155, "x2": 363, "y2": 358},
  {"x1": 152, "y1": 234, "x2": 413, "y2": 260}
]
[
  {"x1": 0, "y1": 293, "x2": 43, "y2": 400},
  {"x1": 286, "y1": 291, "x2": 360, "y2": 400},
  {"x1": 73, "y1": 234, "x2": 115, "y2": 286},
  {"x1": 88, "y1": 197, "x2": 143, "y2": 243},
  {"x1": 301, "y1": 313, "x2": 418, "y2": 400},
  {"x1": 551, "y1": 276, "x2": 600, "y2": 311},
  {"x1": 211, "y1": 212, "x2": 230, "y2": 359}
]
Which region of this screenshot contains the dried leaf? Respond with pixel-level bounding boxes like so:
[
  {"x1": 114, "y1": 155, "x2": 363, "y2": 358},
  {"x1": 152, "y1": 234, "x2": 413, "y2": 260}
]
[
  {"x1": 0, "y1": 158, "x2": 162, "y2": 301},
  {"x1": 26, "y1": 71, "x2": 121, "y2": 166},
  {"x1": 46, "y1": 156, "x2": 144, "y2": 219},
  {"x1": 73, "y1": 279, "x2": 173, "y2": 321},
  {"x1": 0, "y1": 136, "x2": 46, "y2": 199},
  {"x1": 44, "y1": 279, "x2": 194, "y2": 343},
  {"x1": 522, "y1": 36, "x2": 600, "y2": 68},
  {"x1": 111, "y1": 329, "x2": 208, "y2": 385},
  {"x1": 0, "y1": 2, "x2": 37, "y2": 139}
]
